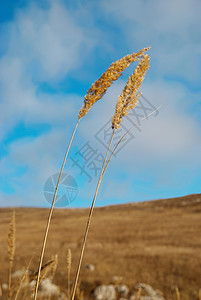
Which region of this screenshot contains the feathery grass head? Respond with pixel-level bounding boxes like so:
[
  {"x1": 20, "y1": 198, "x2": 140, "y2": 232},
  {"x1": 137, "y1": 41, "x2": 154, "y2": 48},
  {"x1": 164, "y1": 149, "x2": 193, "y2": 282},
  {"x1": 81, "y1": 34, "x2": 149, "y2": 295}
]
[
  {"x1": 78, "y1": 47, "x2": 150, "y2": 119},
  {"x1": 175, "y1": 287, "x2": 180, "y2": 300},
  {"x1": 67, "y1": 248, "x2": 72, "y2": 270},
  {"x1": 8, "y1": 210, "x2": 15, "y2": 263},
  {"x1": 67, "y1": 249, "x2": 72, "y2": 300},
  {"x1": 50, "y1": 254, "x2": 58, "y2": 278},
  {"x1": 33, "y1": 260, "x2": 55, "y2": 283},
  {"x1": 31, "y1": 260, "x2": 55, "y2": 297},
  {"x1": 112, "y1": 54, "x2": 150, "y2": 130}
]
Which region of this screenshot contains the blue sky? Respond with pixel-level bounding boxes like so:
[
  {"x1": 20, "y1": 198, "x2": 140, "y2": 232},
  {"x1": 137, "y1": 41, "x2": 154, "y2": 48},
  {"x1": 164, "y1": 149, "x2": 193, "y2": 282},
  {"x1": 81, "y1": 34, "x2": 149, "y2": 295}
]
[{"x1": 0, "y1": 0, "x2": 201, "y2": 207}]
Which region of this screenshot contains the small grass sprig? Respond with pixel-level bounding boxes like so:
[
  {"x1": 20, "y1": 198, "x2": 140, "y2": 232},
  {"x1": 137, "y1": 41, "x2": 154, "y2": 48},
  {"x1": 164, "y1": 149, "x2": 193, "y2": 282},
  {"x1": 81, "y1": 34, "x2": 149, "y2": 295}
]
[
  {"x1": 32, "y1": 260, "x2": 55, "y2": 298},
  {"x1": 175, "y1": 286, "x2": 180, "y2": 300},
  {"x1": 14, "y1": 258, "x2": 33, "y2": 300},
  {"x1": 112, "y1": 54, "x2": 150, "y2": 129},
  {"x1": 67, "y1": 249, "x2": 72, "y2": 300},
  {"x1": 8, "y1": 210, "x2": 16, "y2": 300}
]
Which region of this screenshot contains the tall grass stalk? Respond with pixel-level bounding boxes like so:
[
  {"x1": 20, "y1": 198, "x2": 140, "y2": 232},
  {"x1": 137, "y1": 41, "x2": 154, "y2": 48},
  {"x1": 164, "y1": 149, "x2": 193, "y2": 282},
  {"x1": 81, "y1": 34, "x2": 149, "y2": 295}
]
[
  {"x1": 71, "y1": 130, "x2": 115, "y2": 300},
  {"x1": 198, "y1": 289, "x2": 201, "y2": 300},
  {"x1": 34, "y1": 48, "x2": 150, "y2": 300},
  {"x1": 70, "y1": 106, "x2": 158, "y2": 300},
  {"x1": 33, "y1": 119, "x2": 80, "y2": 300},
  {"x1": 71, "y1": 54, "x2": 150, "y2": 300}
]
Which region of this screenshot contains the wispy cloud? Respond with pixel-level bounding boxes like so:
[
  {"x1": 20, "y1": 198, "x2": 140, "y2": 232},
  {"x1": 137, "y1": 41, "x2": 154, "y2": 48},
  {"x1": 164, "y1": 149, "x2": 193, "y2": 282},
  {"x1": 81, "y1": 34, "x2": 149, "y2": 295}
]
[
  {"x1": 100, "y1": 0, "x2": 201, "y2": 84},
  {"x1": 0, "y1": 0, "x2": 201, "y2": 207}
]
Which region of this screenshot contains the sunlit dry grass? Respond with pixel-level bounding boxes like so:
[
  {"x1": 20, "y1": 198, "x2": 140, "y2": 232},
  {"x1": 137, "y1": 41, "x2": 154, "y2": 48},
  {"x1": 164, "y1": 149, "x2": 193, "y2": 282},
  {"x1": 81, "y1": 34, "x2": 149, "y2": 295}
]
[{"x1": 0, "y1": 194, "x2": 201, "y2": 299}]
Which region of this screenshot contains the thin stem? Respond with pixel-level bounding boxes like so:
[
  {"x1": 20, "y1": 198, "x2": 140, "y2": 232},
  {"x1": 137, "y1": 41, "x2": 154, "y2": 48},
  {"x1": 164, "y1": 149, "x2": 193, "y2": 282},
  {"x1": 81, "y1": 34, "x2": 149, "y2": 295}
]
[
  {"x1": 175, "y1": 287, "x2": 180, "y2": 300},
  {"x1": 8, "y1": 261, "x2": 13, "y2": 300},
  {"x1": 71, "y1": 130, "x2": 115, "y2": 300},
  {"x1": 14, "y1": 258, "x2": 33, "y2": 300},
  {"x1": 33, "y1": 118, "x2": 80, "y2": 300},
  {"x1": 68, "y1": 268, "x2": 70, "y2": 300},
  {"x1": 70, "y1": 106, "x2": 160, "y2": 300},
  {"x1": 198, "y1": 288, "x2": 201, "y2": 300},
  {"x1": 67, "y1": 249, "x2": 71, "y2": 300}
]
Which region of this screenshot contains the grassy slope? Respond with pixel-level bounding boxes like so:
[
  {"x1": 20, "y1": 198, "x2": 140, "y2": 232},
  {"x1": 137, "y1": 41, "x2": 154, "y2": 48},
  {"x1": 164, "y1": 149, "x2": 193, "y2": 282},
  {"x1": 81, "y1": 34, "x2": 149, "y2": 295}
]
[{"x1": 0, "y1": 193, "x2": 201, "y2": 299}]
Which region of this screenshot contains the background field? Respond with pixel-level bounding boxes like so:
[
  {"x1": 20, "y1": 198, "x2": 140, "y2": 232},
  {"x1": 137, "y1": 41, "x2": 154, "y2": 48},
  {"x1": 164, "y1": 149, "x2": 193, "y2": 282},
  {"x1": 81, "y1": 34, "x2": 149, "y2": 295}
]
[{"x1": 1, "y1": 193, "x2": 201, "y2": 299}]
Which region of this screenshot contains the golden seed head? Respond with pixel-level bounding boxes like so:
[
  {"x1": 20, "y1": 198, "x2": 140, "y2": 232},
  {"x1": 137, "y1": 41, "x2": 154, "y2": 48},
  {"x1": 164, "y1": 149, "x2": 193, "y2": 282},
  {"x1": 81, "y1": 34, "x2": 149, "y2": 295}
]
[
  {"x1": 78, "y1": 47, "x2": 150, "y2": 119},
  {"x1": 31, "y1": 260, "x2": 55, "y2": 297},
  {"x1": 67, "y1": 248, "x2": 72, "y2": 270},
  {"x1": 32, "y1": 260, "x2": 54, "y2": 283},
  {"x1": 112, "y1": 54, "x2": 150, "y2": 130},
  {"x1": 8, "y1": 210, "x2": 15, "y2": 263},
  {"x1": 51, "y1": 254, "x2": 58, "y2": 277}
]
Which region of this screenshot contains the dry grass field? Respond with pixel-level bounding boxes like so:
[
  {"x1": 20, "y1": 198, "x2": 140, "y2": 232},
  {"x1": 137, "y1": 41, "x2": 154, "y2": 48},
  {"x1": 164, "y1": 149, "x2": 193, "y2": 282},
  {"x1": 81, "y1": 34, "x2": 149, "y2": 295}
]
[{"x1": 0, "y1": 193, "x2": 201, "y2": 299}]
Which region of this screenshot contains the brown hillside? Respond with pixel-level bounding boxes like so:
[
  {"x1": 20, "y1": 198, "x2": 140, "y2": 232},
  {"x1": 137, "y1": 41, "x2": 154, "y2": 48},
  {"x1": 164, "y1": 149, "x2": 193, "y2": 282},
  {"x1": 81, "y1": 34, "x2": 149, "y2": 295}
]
[{"x1": 0, "y1": 193, "x2": 201, "y2": 299}]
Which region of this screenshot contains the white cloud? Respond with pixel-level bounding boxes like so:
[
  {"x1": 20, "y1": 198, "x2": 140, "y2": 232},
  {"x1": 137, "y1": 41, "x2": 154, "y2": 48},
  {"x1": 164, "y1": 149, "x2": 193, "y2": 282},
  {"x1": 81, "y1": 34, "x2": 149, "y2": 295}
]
[
  {"x1": 100, "y1": 0, "x2": 201, "y2": 83},
  {"x1": 0, "y1": 0, "x2": 98, "y2": 139},
  {"x1": 0, "y1": 0, "x2": 100, "y2": 206},
  {"x1": 1, "y1": 0, "x2": 201, "y2": 206},
  {"x1": 5, "y1": 1, "x2": 97, "y2": 81}
]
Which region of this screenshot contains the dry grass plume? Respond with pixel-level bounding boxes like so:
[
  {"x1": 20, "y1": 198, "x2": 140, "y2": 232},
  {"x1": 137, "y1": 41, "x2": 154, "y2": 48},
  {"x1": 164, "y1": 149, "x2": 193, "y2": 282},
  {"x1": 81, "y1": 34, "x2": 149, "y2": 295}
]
[
  {"x1": 112, "y1": 54, "x2": 150, "y2": 129},
  {"x1": 33, "y1": 49, "x2": 150, "y2": 300},
  {"x1": 175, "y1": 286, "x2": 180, "y2": 300},
  {"x1": 32, "y1": 260, "x2": 55, "y2": 298},
  {"x1": 8, "y1": 210, "x2": 15, "y2": 300},
  {"x1": 34, "y1": 47, "x2": 150, "y2": 300},
  {"x1": 71, "y1": 48, "x2": 150, "y2": 300},
  {"x1": 78, "y1": 47, "x2": 150, "y2": 119}
]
